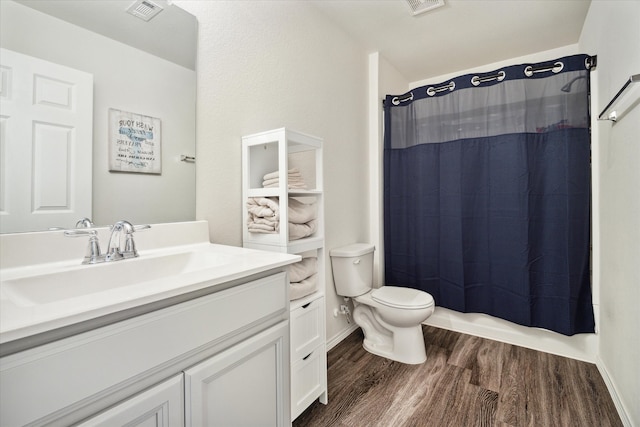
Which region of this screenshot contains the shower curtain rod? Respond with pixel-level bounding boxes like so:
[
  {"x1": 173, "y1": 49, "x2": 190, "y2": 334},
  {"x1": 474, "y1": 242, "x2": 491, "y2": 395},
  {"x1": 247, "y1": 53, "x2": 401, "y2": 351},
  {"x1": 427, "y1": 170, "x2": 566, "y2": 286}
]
[{"x1": 384, "y1": 55, "x2": 598, "y2": 106}]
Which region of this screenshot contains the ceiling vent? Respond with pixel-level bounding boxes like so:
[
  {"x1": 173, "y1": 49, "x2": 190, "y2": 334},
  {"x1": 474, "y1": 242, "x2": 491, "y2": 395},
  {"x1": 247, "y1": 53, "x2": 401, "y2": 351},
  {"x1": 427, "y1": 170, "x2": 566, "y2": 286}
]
[
  {"x1": 406, "y1": 0, "x2": 445, "y2": 16},
  {"x1": 126, "y1": 0, "x2": 164, "y2": 22}
]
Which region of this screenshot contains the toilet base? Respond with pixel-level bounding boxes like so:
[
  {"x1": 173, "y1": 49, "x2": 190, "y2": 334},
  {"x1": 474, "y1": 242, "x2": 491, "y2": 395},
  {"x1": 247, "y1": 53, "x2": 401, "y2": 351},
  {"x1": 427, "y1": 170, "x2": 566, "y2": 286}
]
[
  {"x1": 353, "y1": 302, "x2": 427, "y2": 365},
  {"x1": 361, "y1": 325, "x2": 427, "y2": 365}
]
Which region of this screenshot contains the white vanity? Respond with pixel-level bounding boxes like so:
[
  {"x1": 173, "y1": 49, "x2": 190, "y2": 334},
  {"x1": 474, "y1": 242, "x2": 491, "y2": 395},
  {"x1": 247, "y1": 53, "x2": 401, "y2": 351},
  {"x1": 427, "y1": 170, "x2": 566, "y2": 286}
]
[{"x1": 0, "y1": 221, "x2": 300, "y2": 426}]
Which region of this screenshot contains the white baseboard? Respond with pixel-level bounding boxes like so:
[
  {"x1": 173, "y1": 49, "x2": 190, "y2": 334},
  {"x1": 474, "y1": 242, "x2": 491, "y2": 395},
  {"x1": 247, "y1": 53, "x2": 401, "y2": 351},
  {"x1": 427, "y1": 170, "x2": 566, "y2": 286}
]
[
  {"x1": 326, "y1": 323, "x2": 358, "y2": 352},
  {"x1": 595, "y1": 356, "x2": 633, "y2": 427},
  {"x1": 326, "y1": 307, "x2": 598, "y2": 361}
]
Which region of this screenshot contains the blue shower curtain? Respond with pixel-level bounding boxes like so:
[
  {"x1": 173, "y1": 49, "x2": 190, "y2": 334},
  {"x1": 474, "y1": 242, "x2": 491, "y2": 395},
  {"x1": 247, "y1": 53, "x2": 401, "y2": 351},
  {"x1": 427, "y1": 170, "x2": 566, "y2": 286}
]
[{"x1": 383, "y1": 54, "x2": 595, "y2": 336}]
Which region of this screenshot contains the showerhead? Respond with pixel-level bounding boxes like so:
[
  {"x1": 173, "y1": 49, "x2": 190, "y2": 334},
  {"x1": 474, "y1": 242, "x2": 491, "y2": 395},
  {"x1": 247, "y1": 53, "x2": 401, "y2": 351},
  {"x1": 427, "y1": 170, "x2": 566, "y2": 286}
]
[
  {"x1": 561, "y1": 76, "x2": 587, "y2": 93},
  {"x1": 406, "y1": 0, "x2": 445, "y2": 16}
]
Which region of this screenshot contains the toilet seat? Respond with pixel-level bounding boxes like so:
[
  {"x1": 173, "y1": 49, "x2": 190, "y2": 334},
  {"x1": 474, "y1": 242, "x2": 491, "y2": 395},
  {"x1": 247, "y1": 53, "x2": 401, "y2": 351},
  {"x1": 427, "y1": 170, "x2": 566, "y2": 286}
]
[{"x1": 371, "y1": 286, "x2": 434, "y2": 310}]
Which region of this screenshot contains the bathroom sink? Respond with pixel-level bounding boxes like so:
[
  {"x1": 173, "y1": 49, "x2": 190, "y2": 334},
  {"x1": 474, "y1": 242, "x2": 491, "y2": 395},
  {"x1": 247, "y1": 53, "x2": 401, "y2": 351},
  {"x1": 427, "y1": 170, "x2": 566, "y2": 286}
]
[
  {"x1": 0, "y1": 221, "x2": 301, "y2": 349},
  {"x1": 1, "y1": 249, "x2": 233, "y2": 307}
]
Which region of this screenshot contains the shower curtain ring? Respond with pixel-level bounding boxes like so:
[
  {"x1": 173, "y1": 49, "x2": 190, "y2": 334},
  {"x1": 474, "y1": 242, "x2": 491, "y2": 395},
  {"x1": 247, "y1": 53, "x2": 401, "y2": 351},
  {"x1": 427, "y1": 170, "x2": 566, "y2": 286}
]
[
  {"x1": 426, "y1": 81, "x2": 455, "y2": 96},
  {"x1": 392, "y1": 92, "x2": 414, "y2": 105},
  {"x1": 524, "y1": 61, "x2": 564, "y2": 77}
]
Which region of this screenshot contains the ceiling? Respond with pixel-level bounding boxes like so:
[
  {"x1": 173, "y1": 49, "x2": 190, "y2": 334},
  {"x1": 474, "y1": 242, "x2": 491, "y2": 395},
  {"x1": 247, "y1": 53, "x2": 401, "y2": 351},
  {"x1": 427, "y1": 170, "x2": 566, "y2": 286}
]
[
  {"x1": 309, "y1": 0, "x2": 592, "y2": 82},
  {"x1": 14, "y1": 0, "x2": 197, "y2": 69},
  {"x1": 14, "y1": 0, "x2": 591, "y2": 81}
]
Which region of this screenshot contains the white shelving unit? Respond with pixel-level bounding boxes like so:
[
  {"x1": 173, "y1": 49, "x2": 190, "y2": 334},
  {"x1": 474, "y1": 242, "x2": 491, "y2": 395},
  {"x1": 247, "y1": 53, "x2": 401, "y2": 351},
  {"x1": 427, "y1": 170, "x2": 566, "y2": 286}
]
[{"x1": 241, "y1": 128, "x2": 328, "y2": 421}]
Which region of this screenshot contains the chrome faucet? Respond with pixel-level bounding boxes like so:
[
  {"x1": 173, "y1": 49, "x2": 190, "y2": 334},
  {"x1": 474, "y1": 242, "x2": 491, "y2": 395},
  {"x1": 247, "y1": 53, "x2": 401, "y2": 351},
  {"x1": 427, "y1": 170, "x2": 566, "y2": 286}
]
[
  {"x1": 64, "y1": 219, "x2": 150, "y2": 264},
  {"x1": 64, "y1": 229, "x2": 104, "y2": 264},
  {"x1": 75, "y1": 217, "x2": 94, "y2": 228},
  {"x1": 105, "y1": 220, "x2": 150, "y2": 261}
]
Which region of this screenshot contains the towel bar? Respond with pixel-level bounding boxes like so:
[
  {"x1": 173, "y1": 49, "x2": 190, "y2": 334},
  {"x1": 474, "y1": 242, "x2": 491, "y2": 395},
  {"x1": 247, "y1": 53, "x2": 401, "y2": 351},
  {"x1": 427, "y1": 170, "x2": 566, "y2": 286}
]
[{"x1": 598, "y1": 74, "x2": 640, "y2": 122}]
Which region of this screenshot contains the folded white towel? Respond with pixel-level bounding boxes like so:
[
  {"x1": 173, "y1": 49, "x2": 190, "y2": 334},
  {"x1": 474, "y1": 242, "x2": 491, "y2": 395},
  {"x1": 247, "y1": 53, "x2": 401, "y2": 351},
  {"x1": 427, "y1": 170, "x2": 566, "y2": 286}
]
[
  {"x1": 263, "y1": 168, "x2": 302, "y2": 181},
  {"x1": 246, "y1": 197, "x2": 317, "y2": 224},
  {"x1": 289, "y1": 273, "x2": 318, "y2": 301},
  {"x1": 263, "y1": 182, "x2": 307, "y2": 190},
  {"x1": 287, "y1": 256, "x2": 318, "y2": 283},
  {"x1": 263, "y1": 176, "x2": 305, "y2": 185},
  {"x1": 247, "y1": 225, "x2": 276, "y2": 234},
  {"x1": 247, "y1": 197, "x2": 318, "y2": 239},
  {"x1": 247, "y1": 197, "x2": 280, "y2": 220},
  {"x1": 248, "y1": 220, "x2": 316, "y2": 239},
  {"x1": 251, "y1": 217, "x2": 278, "y2": 227},
  {"x1": 263, "y1": 182, "x2": 308, "y2": 190},
  {"x1": 262, "y1": 176, "x2": 307, "y2": 187}
]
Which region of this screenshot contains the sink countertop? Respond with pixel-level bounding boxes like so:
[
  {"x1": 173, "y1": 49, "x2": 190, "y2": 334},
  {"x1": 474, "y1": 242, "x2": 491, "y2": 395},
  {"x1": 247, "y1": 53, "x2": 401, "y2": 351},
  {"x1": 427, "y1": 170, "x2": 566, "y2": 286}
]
[{"x1": 0, "y1": 223, "x2": 301, "y2": 346}]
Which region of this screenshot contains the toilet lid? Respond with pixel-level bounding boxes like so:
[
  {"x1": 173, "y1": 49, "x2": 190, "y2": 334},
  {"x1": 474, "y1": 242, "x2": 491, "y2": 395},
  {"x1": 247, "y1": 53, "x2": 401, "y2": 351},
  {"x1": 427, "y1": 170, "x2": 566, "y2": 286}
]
[{"x1": 371, "y1": 286, "x2": 434, "y2": 309}]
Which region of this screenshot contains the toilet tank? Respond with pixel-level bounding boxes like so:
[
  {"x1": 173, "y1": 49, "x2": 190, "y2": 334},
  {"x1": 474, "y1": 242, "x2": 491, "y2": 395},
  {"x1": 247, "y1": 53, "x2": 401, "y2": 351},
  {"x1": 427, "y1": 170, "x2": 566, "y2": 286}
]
[{"x1": 329, "y1": 243, "x2": 375, "y2": 297}]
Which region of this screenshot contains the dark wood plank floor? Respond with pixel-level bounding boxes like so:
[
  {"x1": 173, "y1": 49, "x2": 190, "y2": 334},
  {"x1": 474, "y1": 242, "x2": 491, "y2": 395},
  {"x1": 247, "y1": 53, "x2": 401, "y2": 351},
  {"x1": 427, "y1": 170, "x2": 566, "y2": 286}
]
[{"x1": 293, "y1": 326, "x2": 622, "y2": 427}]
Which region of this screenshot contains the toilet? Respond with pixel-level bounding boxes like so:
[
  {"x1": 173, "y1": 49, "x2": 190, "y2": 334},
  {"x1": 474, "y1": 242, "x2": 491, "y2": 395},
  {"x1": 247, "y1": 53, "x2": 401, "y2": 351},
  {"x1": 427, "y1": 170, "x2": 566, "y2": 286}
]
[{"x1": 330, "y1": 243, "x2": 435, "y2": 364}]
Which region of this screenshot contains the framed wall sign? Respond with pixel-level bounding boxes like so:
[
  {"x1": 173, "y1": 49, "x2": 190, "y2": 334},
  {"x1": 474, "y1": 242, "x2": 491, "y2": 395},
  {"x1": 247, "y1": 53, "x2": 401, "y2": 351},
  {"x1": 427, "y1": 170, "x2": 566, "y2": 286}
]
[{"x1": 108, "y1": 108, "x2": 162, "y2": 174}]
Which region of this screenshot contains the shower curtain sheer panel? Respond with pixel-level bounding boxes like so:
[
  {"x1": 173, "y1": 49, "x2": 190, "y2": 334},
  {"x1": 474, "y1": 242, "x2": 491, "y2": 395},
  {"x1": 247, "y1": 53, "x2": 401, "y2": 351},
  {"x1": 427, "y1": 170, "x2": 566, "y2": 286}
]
[{"x1": 383, "y1": 54, "x2": 595, "y2": 336}]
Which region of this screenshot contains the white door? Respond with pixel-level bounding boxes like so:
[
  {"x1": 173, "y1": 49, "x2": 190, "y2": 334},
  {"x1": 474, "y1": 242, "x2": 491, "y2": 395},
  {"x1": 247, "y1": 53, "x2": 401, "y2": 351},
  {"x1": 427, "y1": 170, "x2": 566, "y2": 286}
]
[
  {"x1": 0, "y1": 48, "x2": 93, "y2": 233},
  {"x1": 77, "y1": 374, "x2": 184, "y2": 427},
  {"x1": 184, "y1": 321, "x2": 290, "y2": 427}
]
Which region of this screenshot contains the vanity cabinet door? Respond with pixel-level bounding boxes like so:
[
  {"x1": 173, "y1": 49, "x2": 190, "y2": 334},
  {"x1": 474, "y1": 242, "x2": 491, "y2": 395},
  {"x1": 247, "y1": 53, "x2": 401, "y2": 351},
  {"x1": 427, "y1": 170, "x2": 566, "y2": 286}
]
[
  {"x1": 77, "y1": 374, "x2": 184, "y2": 427},
  {"x1": 290, "y1": 296, "x2": 324, "y2": 361},
  {"x1": 184, "y1": 321, "x2": 290, "y2": 427}
]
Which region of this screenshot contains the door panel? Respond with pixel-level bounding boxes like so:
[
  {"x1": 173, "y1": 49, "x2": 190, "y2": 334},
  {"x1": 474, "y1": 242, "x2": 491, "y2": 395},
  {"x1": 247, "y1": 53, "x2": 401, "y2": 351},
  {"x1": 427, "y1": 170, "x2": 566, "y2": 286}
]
[
  {"x1": 0, "y1": 48, "x2": 92, "y2": 232},
  {"x1": 184, "y1": 321, "x2": 290, "y2": 427}
]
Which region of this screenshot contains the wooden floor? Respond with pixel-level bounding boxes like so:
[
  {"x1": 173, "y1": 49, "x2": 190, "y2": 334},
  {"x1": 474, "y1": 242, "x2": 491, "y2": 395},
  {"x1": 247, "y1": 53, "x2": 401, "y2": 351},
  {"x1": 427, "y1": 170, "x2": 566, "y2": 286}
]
[{"x1": 293, "y1": 326, "x2": 622, "y2": 427}]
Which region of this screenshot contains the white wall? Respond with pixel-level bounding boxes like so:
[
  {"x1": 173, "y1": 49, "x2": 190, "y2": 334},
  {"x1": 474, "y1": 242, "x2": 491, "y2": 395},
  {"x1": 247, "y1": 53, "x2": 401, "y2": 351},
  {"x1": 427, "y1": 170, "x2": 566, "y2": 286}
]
[
  {"x1": 0, "y1": 1, "x2": 196, "y2": 228},
  {"x1": 174, "y1": 0, "x2": 369, "y2": 344},
  {"x1": 369, "y1": 53, "x2": 410, "y2": 290},
  {"x1": 173, "y1": 2, "x2": 638, "y2": 421},
  {"x1": 579, "y1": 1, "x2": 640, "y2": 425}
]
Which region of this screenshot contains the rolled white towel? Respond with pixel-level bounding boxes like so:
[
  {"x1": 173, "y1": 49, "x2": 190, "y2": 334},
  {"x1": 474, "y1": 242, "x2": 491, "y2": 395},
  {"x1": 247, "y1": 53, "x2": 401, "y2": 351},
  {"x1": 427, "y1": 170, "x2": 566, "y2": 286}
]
[
  {"x1": 287, "y1": 198, "x2": 317, "y2": 223},
  {"x1": 289, "y1": 273, "x2": 318, "y2": 301},
  {"x1": 278, "y1": 219, "x2": 317, "y2": 240},
  {"x1": 287, "y1": 256, "x2": 318, "y2": 283}
]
